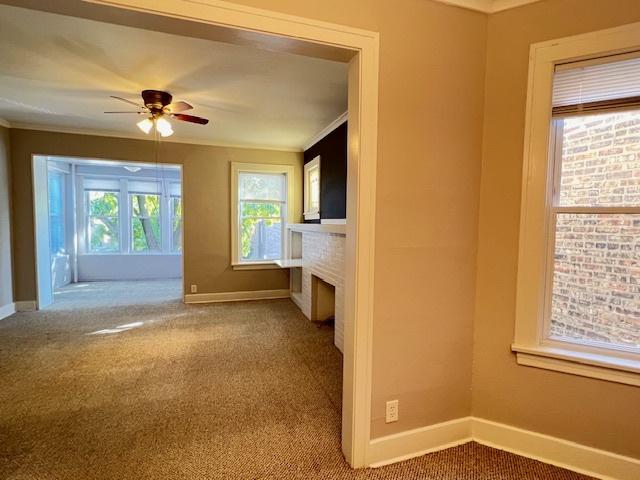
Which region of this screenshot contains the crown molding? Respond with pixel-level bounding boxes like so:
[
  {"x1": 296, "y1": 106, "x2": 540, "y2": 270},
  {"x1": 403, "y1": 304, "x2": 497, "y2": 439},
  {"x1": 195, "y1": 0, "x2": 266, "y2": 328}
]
[
  {"x1": 303, "y1": 111, "x2": 348, "y2": 151},
  {"x1": 437, "y1": 0, "x2": 543, "y2": 13},
  {"x1": 8, "y1": 122, "x2": 302, "y2": 153},
  {"x1": 0, "y1": 118, "x2": 11, "y2": 128}
]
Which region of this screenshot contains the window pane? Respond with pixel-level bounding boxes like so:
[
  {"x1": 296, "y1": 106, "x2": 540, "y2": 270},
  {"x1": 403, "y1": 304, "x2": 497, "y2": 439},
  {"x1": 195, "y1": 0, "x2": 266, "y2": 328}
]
[
  {"x1": 89, "y1": 217, "x2": 119, "y2": 252},
  {"x1": 309, "y1": 167, "x2": 320, "y2": 211},
  {"x1": 131, "y1": 194, "x2": 160, "y2": 218},
  {"x1": 241, "y1": 217, "x2": 281, "y2": 261},
  {"x1": 240, "y1": 201, "x2": 281, "y2": 219},
  {"x1": 239, "y1": 172, "x2": 284, "y2": 201},
  {"x1": 132, "y1": 217, "x2": 161, "y2": 252},
  {"x1": 131, "y1": 194, "x2": 161, "y2": 252},
  {"x1": 550, "y1": 213, "x2": 640, "y2": 351},
  {"x1": 87, "y1": 191, "x2": 118, "y2": 216},
  {"x1": 558, "y1": 110, "x2": 640, "y2": 207},
  {"x1": 48, "y1": 173, "x2": 65, "y2": 254},
  {"x1": 172, "y1": 197, "x2": 182, "y2": 253}
]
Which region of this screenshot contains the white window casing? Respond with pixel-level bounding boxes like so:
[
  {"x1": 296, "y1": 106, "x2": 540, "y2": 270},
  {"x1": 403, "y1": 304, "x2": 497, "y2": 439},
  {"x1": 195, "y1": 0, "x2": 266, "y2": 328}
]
[
  {"x1": 230, "y1": 162, "x2": 294, "y2": 269},
  {"x1": 304, "y1": 155, "x2": 321, "y2": 221},
  {"x1": 513, "y1": 22, "x2": 640, "y2": 386}
]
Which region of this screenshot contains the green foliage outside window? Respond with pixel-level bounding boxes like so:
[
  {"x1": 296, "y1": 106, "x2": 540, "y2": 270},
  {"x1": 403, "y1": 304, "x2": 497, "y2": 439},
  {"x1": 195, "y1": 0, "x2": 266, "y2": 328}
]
[
  {"x1": 240, "y1": 201, "x2": 280, "y2": 259},
  {"x1": 132, "y1": 194, "x2": 161, "y2": 252},
  {"x1": 87, "y1": 191, "x2": 119, "y2": 252},
  {"x1": 172, "y1": 197, "x2": 182, "y2": 252}
]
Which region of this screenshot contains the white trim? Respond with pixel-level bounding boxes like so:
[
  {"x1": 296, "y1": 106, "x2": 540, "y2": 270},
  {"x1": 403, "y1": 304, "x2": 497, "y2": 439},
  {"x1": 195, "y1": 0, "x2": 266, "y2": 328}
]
[
  {"x1": 0, "y1": 117, "x2": 10, "y2": 128},
  {"x1": 514, "y1": 21, "x2": 640, "y2": 385},
  {"x1": 184, "y1": 289, "x2": 289, "y2": 303},
  {"x1": 303, "y1": 155, "x2": 321, "y2": 220},
  {"x1": 513, "y1": 349, "x2": 640, "y2": 387},
  {"x1": 15, "y1": 301, "x2": 37, "y2": 312},
  {"x1": 0, "y1": 303, "x2": 16, "y2": 320},
  {"x1": 10, "y1": 122, "x2": 302, "y2": 153},
  {"x1": 367, "y1": 417, "x2": 640, "y2": 480},
  {"x1": 367, "y1": 417, "x2": 472, "y2": 467},
  {"x1": 86, "y1": 0, "x2": 379, "y2": 468},
  {"x1": 287, "y1": 222, "x2": 346, "y2": 235},
  {"x1": 231, "y1": 262, "x2": 281, "y2": 270},
  {"x1": 436, "y1": 0, "x2": 542, "y2": 13},
  {"x1": 473, "y1": 418, "x2": 640, "y2": 480},
  {"x1": 321, "y1": 218, "x2": 347, "y2": 225},
  {"x1": 302, "y1": 111, "x2": 348, "y2": 151}
]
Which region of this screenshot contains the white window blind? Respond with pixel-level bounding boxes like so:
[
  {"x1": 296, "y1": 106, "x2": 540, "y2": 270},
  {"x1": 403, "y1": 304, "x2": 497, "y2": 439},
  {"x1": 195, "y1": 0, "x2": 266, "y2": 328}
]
[
  {"x1": 83, "y1": 178, "x2": 120, "y2": 191},
  {"x1": 552, "y1": 52, "x2": 640, "y2": 116},
  {"x1": 128, "y1": 180, "x2": 161, "y2": 194}
]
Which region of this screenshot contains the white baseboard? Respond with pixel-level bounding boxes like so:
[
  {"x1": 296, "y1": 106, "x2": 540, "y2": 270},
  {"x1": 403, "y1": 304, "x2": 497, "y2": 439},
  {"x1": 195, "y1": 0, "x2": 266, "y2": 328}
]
[
  {"x1": 367, "y1": 417, "x2": 640, "y2": 480},
  {"x1": 184, "y1": 289, "x2": 290, "y2": 304},
  {"x1": 472, "y1": 418, "x2": 640, "y2": 480},
  {"x1": 0, "y1": 302, "x2": 16, "y2": 320},
  {"x1": 15, "y1": 300, "x2": 37, "y2": 312},
  {"x1": 368, "y1": 417, "x2": 472, "y2": 467}
]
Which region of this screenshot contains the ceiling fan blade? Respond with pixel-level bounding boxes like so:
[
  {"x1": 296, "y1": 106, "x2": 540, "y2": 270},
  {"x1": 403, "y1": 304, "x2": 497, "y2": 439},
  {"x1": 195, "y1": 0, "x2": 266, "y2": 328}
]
[
  {"x1": 172, "y1": 113, "x2": 209, "y2": 125},
  {"x1": 163, "y1": 101, "x2": 193, "y2": 114},
  {"x1": 104, "y1": 111, "x2": 145, "y2": 114},
  {"x1": 110, "y1": 95, "x2": 144, "y2": 108}
]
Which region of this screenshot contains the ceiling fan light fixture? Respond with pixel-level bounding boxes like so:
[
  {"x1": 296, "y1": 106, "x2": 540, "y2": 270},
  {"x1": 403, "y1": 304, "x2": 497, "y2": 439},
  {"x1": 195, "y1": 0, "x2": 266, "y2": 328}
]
[
  {"x1": 137, "y1": 117, "x2": 153, "y2": 134},
  {"x1": 156, "y1": 117, "x2": 174, "y2": 137}
]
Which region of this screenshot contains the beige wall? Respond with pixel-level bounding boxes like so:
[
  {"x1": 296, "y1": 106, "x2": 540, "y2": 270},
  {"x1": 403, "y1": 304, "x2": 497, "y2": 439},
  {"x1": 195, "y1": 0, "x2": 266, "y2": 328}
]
[
  {"x1": 223, "y1": 0, "x2": 488, "y2": 437},
  {"x1": 9, "y1": 128, "x2": 302, "y2": 302},
  {"x1": 473, "y1": 0, "x2": 640, "y2": 459},
  {"x1": 0, "y1": 126, "x2": 12, "y2": 308}
]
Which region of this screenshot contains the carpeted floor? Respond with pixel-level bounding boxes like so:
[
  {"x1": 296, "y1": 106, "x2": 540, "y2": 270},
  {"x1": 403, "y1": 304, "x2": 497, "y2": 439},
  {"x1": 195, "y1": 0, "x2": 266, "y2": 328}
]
[{"x1": 0, "y1": 280, "x2": 592, "y2": 479}]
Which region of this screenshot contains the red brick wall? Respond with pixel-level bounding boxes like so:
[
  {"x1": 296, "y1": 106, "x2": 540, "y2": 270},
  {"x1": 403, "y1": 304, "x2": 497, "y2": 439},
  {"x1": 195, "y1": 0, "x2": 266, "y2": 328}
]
[{"x1": 550, "y1": 111, "x2": 640, "y2": 349}]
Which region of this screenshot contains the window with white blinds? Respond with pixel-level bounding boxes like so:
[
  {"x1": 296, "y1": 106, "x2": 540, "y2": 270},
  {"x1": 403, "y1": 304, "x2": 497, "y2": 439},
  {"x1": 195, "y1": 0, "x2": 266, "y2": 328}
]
[
  {"x1": 552, "y1": 52, "x2": 640, "y2": 116},
  {"x1": 545, "y1": 51, "x2": 640, "y2": 355}
]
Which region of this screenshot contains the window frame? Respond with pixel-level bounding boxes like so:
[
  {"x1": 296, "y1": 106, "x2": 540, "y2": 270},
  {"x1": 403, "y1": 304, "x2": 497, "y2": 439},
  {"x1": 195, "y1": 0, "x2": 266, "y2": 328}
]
[
  {"x1": 80, "y1": 175, "x2": 182, "y2": 256},
  {"x1": 230, "y1": 162, "x2": 295, "y2": 269},
  {"x1": 170, "y1": 195, "x2": 183, "y2": 253},
  {"x1": 85, "y1": 189, "x2": 121, "y2": 254},
  {"x1": 129, "y1": 192, "x2": 162, "y2": 254},
  {"x1": 304, "y1": 155, "x2": 321, "y2": 220},
  {"x1": 48, "y1": 170, "x2": 66, "y2": 255},
  {"x1": 513, "y1": 23, "x2": 640, "y2": 386}
]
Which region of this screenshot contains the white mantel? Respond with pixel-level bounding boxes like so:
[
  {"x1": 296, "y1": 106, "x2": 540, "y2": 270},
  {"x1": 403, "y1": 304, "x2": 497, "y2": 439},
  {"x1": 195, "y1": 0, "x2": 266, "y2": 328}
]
[{"x1": 286, "y1": 223, "x2": 346, "y2": 236}]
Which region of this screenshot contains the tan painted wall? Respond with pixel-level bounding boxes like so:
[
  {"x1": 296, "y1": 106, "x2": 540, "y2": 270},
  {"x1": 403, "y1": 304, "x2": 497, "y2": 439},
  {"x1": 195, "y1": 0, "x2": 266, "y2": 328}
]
[
  {"x1": 222, "y1": 0, "x2": 488, "y2": 437},
  {"x1": 9, "y1": 128, "x2": 302, "y2": 302},
  {"x1": 0, "y1": 126, "x2": 13, "y2": 308},
  {"x1": 473, "y1": 0, "x2": 640, "y2": 458}
]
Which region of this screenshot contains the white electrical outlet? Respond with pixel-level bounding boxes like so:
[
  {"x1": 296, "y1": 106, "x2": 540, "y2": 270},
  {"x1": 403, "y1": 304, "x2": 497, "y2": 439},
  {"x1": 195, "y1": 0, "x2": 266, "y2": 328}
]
[
  {"x1": 190, "y1": 284, "x2": 198, "y2": 293},
  {"x1": 385, "y1": 400, "x2": 399, "y2": 423}
]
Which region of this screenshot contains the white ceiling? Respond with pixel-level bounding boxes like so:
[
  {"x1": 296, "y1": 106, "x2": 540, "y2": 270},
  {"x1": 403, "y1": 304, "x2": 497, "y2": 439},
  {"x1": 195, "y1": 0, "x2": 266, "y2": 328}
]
[{"x1": 0, "y1": 4, "x2": 348, "y2": 150}]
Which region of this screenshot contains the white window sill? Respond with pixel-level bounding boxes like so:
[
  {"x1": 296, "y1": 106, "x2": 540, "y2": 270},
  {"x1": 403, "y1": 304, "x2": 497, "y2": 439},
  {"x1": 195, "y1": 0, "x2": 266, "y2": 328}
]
[
  {"x1": 232, "y1": 262, "x2": 280, "y2": 271},
  {"x1": 512, "y1": 344, "x2": 640, "y2": 387}
]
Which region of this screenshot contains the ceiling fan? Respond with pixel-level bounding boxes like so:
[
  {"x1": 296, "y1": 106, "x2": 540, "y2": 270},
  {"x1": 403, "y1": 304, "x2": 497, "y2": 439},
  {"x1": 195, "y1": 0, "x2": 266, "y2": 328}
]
[{"x1": 105, "y1": 89, "x2": 209, "y2": 137}]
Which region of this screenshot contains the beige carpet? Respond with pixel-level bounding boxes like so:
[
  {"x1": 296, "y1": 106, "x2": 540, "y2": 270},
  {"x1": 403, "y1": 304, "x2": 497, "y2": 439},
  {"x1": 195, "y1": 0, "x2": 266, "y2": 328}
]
[{"x1": 0, "y1": 280, "x2": 592, "y2": 479}]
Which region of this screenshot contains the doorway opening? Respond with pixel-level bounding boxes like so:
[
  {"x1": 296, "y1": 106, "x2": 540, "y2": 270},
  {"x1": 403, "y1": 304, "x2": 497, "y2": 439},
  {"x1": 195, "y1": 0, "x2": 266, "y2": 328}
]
[
  {"x1": 9, "y1": 0, "x2": 378, "y2": 469},
  {"x1": 32, "y1": 156, "x2": 183, "y2": 309}
]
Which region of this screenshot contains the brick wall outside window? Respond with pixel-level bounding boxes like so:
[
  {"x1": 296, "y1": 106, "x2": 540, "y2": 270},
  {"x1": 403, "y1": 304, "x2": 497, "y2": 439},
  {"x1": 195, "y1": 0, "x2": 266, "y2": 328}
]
[{"x1": 550, "y1": 111, "x2": 640, "y2": 349}]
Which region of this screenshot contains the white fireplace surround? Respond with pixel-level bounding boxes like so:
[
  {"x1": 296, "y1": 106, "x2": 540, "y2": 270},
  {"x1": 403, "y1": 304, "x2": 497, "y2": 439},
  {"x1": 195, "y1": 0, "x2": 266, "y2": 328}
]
[{"x1": 278, "y1": 223, "x2": 346, "y2": 352}]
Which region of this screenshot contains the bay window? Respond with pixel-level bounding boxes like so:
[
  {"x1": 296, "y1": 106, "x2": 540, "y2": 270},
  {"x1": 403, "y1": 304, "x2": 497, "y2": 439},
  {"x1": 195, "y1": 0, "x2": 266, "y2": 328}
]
[{"x1": 82, "y1": 175, "x2": 181, "y2": 255}]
